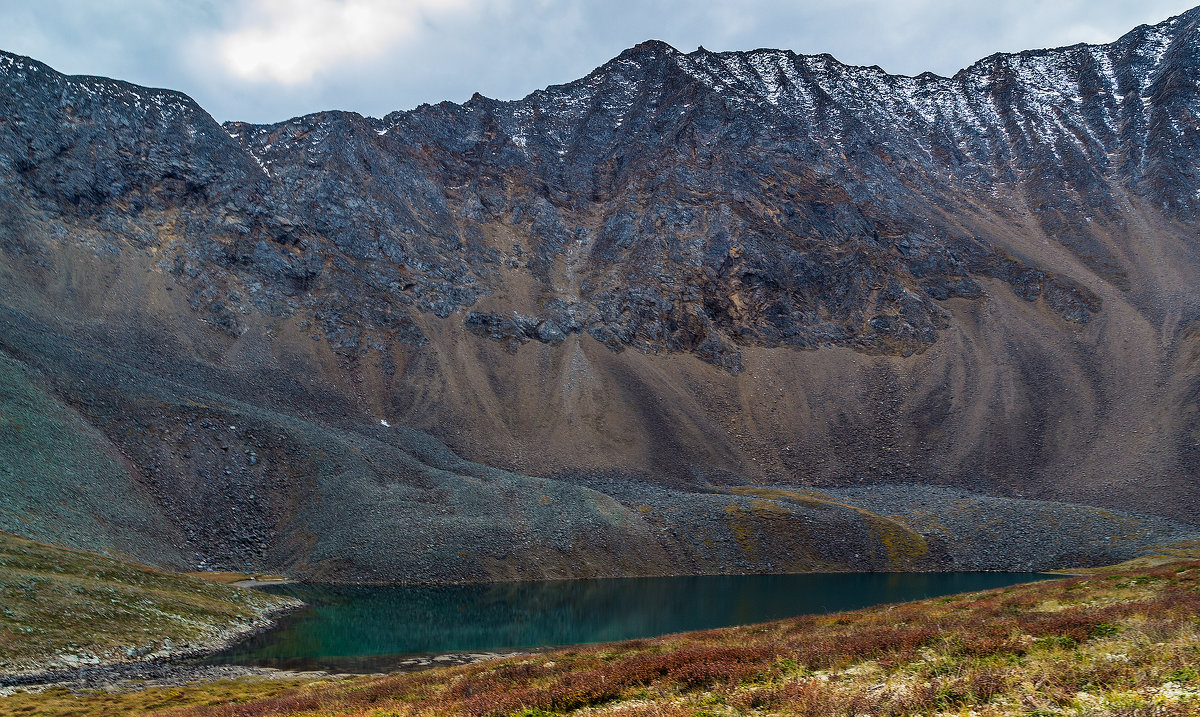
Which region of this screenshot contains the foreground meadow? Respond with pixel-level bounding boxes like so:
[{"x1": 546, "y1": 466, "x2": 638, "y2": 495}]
[{"x1": 8, "y1": 558, "x2": 1195, "y2": 716}]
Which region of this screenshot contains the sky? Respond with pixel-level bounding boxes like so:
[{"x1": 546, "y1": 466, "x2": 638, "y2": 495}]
[{"x1": 0, "y1": 0, "x2": 1196, "y2": 124}]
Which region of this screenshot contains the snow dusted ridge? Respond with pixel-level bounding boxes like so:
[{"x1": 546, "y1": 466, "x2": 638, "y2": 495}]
[
  {"x1": 340, "y1": 7, "x2": 1190, "y2": 195},
  {"x1": 0, "y1": 52, "x2": 202, "y2": 123},
  {"x1": 1, "y1": 6, "x2": 1194, "y2": 192},
  {"x1": 204, "y1": 6, "x2": 1200, "y2": 217},
  {"x1": 7, "y1": 5, "x2": 1200, "y2": 551}
]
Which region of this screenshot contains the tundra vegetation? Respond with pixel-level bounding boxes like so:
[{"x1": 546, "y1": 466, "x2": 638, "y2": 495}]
[{"x1": 5, "y1": 553, "x2": 1200, "y2": 715}]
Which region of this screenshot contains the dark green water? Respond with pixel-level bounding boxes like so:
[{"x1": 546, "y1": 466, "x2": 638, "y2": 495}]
[{"x1": 208, "y1": 572, "x2": 1051, "y2": 673}]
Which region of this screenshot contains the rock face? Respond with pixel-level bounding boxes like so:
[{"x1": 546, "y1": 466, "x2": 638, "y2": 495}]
[{"x1": 2, "y1": 10, "x2": 1200, "y2": 579}]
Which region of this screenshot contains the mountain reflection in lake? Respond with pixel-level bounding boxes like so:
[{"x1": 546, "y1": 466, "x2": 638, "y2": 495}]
[{"x1": 207, "y1": 572, "x2": 1052, "y2": 673}]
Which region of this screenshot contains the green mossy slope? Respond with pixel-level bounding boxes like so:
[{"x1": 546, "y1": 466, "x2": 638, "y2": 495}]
[
  {"x1": 0, "y1": 532, "x2": 298, "y2": 676},
  {"x1": 0, "y1": 352, "x2": 183, "y2": 567}
]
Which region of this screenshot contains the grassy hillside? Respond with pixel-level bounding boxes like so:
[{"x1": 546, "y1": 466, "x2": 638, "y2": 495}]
[
  {"x1": 0, "y1": 532, "x2": 298, "y2": 676},
  {"x1": 136, "y1": 560, "x2": 1200, "y2": 716}
]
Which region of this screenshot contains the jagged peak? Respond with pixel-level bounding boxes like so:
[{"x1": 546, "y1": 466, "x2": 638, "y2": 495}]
[
  {"x1": 619, "y1": 39, "x2": 682, "y2": 59},
  {"x1": 0, "y1": 49, "x2": 207, "y2": 120},
  {"x1": 587, "y1": 39, "x2": 686, "y2": 80},
  {"x1": 518, "y1": 38, "x2": 695, "y2": 110},
  {"x1": 952, "y1": 6, "x2": 1195, "y2": 81},
  {"x1": 225, "y1": 108, "x2": 372, "y2": 136},
  {"x1": 0, "y1": 50, "x2": 51, "y2": 77},
  {"x1": 617, "y1": 7, "x2": 1197, "y2": 92},
  {"x1": 1141, "y1": 3, "x2": 1200, "y2": 30},
  {"x1": 680, "y1": 44, "x2": 953, "y2": 87}
]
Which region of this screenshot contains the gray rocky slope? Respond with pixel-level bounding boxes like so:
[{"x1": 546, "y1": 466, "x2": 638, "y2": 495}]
[{"x1": 2, "y1": 9, "x2": 1200, "y2": 579}]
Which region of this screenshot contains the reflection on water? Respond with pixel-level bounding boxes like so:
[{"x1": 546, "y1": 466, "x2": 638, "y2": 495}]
[{"x1": 206, "y1": 572, "x2": 1051, "y2": 673}]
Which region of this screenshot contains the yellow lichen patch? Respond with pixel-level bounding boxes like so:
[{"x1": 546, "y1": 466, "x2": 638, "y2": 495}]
[
  {"x1": 723, "y1": 504, "x2": 761, "y2": 561},
  {"x1": 725, "y1": 486, "x2": 929, "y2": 570},
  {"x1": 748, "y1": 498, "x2": 791, "y2": 516},
  {"x1": 873, "y1": 518, "x2": 929, "y2": 570}
]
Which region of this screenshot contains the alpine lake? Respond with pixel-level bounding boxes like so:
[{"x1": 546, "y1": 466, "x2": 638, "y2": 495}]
[{"x1": 204, "y1": 572, "x2": 1054, "y2": 673}]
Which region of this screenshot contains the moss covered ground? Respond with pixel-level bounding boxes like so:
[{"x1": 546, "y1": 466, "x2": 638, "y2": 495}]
[
  {"x1": 0, "y1": 676, "x2": 347, "y2": 717},
  {"x1": 0, "y1": 532, "x2": 297, "y2": 675},
  {"x1": 0, "y1": 352, "x2": 183, "y2": 567}
]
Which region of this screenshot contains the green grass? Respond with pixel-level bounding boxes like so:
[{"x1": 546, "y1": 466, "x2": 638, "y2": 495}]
[
  {"x1": 0, "y1": 532, "x2": 298, "y2": 674},
  {"x1": 0, "y1": 677, "x2": 349, "y2": 717}
]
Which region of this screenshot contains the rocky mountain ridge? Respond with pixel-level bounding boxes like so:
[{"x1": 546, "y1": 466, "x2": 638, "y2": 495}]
[{"x1": 1, "y1": 9, "x2": 1200, "y2": 579}]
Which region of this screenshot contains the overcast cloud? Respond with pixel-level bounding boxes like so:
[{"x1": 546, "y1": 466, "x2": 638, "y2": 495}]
[{"x1": 0, "y1": 0, "x2": 1196, "y2": 123}]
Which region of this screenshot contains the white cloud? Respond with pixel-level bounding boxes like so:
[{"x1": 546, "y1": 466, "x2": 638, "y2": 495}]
[
  {"x1": 1048, "y1": 23, "x2": 1122, "y2": 47},
  {"x1": 215, "y1": 0, "x2": 476, "y2": 85}
]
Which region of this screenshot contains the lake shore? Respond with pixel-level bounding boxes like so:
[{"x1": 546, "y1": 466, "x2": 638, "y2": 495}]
[
  {"x1": 5, "y1": 559, "x2": 1200, "y2": 716},
  {"x1": 0, "y1": 600, "x2": 301, "y2": 690},
  {"x1": 0, "y1": 648, "x2": 537, "y2": 698},
  {"x1": 0, "y1": 533, "x2": 303, "y2": 685}
]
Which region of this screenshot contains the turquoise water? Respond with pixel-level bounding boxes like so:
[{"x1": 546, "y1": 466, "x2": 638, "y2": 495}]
[{"x1": 208, "y1": 572, "x2": 1052, "y2": 672}]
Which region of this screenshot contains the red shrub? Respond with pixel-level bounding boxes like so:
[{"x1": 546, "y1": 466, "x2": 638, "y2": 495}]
[
  {"x1": 455, "y1": 686, "x2": 549, "y2": 717},
  {"x1": 773, "y1": 679, "x2": 840, "y2": 716},
  {"x1": 545, "y1": 670, "x2": 624, "y2": 711},
  {"x1": 1019, "y1": 609, "x2": 1099, "y2": 642},
  {"x1": 668, "y1": 658, "x2": 759, "y2": 687},
  {"x1": 968, "y1": 669, "x2": 1008, "y2": 702}
]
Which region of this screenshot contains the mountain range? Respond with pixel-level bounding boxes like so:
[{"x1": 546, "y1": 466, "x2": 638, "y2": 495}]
[{"x1": 2, "y1": 8, "x2": 1200, "y2": 580}]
